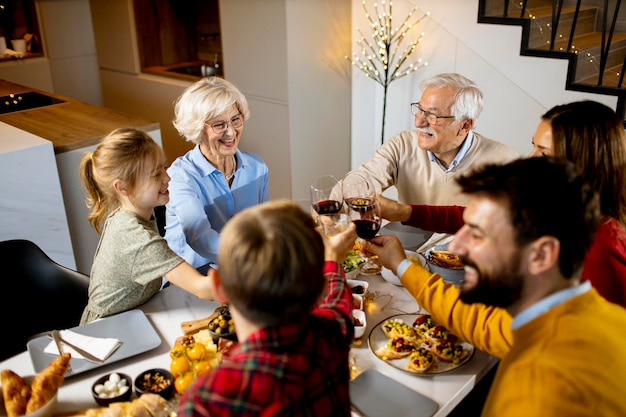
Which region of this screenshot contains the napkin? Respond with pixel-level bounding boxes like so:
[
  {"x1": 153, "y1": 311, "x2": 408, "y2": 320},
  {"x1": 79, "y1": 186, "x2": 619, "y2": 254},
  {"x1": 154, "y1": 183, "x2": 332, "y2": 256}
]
[
  {"x1": 416, "y1": 233, "x2": 455, "y2": 254},
  {"x1": 44, "y1": 330, "x2": 122, "y2": 362}
]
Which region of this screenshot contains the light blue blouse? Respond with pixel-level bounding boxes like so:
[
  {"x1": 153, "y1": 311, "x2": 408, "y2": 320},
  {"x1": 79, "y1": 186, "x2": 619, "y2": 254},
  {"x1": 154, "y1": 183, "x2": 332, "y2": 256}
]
[{"x1": 164, "y1": 146, "x2": 270, "y2": 269}]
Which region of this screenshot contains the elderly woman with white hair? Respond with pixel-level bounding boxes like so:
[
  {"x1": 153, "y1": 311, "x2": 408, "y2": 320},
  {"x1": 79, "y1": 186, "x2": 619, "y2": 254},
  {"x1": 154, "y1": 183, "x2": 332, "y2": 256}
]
[{"x1": 165, "y1": 77, "x2": 270, "y2": 273}]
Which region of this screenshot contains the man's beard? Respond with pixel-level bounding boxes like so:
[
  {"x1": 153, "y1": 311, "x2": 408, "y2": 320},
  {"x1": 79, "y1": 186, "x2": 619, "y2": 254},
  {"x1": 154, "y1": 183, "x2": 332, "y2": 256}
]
[{"x1": 458, "y1": 254, "x2": 524, "y2": 308}]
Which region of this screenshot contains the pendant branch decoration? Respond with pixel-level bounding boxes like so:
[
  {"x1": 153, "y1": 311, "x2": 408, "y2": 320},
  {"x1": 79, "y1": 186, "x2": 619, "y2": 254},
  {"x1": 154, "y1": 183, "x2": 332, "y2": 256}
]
[{"x1": 346, "y1": 1, "x2": 429, "y2": 146}]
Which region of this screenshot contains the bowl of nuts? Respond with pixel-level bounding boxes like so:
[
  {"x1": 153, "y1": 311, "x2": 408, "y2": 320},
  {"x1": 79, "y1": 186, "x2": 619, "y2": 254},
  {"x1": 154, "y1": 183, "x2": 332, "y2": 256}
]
[
  {"x1": 133, "y1": 368, "x2": 175, "y2": 400},
  {"x1": 207, "y1": 305, "x2": 237, "y2": 344}
]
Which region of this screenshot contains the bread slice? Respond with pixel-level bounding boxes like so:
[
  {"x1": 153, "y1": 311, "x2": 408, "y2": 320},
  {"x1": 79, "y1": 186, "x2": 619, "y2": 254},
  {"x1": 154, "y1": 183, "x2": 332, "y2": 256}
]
[
  {"x1": 432, "y1": 341, "x2": 469, "y2": 363},
  {"x1": 381, "y1": 319, "x2": 421, "y2": 345},
  {"x1": 375, "y1": 335, "x2": 418, "y2": 360},
  {"x1": 412, "y1": 314, "x2": 436, "y2": 336},
  {"x1": 423, "y1": 325, "x2": 458, "y2": 345},
  {"x1": 406, "y1": 348, "x2": 435, "y2": 372}
]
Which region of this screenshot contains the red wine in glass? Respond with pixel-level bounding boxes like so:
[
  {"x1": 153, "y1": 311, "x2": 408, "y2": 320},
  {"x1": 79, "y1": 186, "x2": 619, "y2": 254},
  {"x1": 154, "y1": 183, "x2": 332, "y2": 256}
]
[
  {"x1": 353, "y1": 219, "x2": 380, "y2": 239},
  {"x1": 346, "y1": 196, "x2": 382, "y2": 275},
  {"x1": 311, "y1": 175, "x2": 343, "y2": 215},
  {"x1": 313, "y1": 199, "x2": 343, "y2": 215}
]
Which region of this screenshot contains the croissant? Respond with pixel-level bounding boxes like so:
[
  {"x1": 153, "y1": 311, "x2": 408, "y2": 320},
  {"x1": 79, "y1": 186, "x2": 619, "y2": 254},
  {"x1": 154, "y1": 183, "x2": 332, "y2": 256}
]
[
  {"x1": 1, "y1": 369, "x2": 31, "y2": 417},
  {"x1": 25, "y1": 352, "x2": 71, "y2": 413}
]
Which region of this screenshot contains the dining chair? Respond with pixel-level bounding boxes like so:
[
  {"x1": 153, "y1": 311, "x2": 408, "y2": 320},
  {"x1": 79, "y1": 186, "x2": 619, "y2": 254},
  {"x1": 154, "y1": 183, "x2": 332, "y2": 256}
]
[
  {"x1": 154, "y1": 205, "x2": 166, "y2": 237},
  {"x1": 0, "y1": 239, "x2": 90, "y2": 361}
]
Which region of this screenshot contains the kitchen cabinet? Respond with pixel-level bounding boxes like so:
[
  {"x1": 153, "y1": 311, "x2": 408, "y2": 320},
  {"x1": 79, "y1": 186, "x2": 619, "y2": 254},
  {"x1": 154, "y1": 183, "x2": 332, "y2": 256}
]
[{"x1": 0, "y1": 79, "x2": 160, "y2": 274}]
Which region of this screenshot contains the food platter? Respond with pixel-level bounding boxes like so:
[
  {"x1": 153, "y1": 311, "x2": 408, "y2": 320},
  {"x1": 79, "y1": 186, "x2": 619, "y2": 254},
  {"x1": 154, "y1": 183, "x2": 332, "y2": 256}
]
[{"x1": 368, "y1": 314, "x2": 474, "y2": 376}]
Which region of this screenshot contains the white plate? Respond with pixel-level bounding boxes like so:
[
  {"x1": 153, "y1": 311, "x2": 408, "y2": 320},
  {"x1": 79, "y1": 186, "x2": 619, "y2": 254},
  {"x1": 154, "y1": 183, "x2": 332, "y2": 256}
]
[
  {"x1": 368, "y1": 314, "x2": 474, "y2": 376},
  {"x1": 27, "y1": 309, "x2": 161, "y2": 378},
  {"x1": 350, "y1": 369, "x2": 439, "y2": 417}
]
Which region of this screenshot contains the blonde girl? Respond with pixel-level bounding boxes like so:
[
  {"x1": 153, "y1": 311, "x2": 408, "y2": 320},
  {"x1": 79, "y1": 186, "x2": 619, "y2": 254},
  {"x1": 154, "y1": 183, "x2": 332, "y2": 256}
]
[{"x1": 79, "y1": 127, "x2": 214, "y2": 324}]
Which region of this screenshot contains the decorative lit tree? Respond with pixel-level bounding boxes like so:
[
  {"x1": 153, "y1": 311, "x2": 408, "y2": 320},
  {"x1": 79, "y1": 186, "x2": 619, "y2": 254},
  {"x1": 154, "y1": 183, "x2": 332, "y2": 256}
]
[{"x1": 346, "y1": 1, "x2": 429, "y2": 146}]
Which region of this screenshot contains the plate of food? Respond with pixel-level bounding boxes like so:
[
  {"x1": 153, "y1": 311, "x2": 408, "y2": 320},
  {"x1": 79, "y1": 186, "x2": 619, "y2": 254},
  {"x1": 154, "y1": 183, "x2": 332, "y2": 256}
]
[
  {"x1": 424, "y1": 244, "x2": 465, "y2": 286},
  {"x1": 368, "y1": 314, "x2": 473, "y2": 375}
]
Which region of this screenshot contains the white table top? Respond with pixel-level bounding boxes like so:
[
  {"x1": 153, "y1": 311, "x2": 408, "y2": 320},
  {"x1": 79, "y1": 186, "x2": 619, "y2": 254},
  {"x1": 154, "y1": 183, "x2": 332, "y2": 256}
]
[{"x1": 0, "y1": 273, "x2": 497, "y2": 416}]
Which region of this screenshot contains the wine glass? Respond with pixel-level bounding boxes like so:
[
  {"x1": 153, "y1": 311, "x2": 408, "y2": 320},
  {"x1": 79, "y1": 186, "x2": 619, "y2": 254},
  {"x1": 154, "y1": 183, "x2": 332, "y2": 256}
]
[
  {"x1": 310, "y1": 175, "x2": 344, "y2": 215},
  {"x1": 318, "y1": 213, "x2": 350, "y2": 238},
  {"x1": 346, "y1": 196, "x2": 382, "y2": 275},
  {"x1": 341, "y1": 170, "x2": 377, "y2": 208}
]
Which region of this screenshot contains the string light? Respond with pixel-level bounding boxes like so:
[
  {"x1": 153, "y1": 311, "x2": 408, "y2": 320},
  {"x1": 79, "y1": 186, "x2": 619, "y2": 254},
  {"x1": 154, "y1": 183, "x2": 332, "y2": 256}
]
[
  {"x1": 520, "y1": 3, "x2": 602, "y2": 76},
  {"x1": 345, "y1": 0, "x2": 429, "y2": 145}
]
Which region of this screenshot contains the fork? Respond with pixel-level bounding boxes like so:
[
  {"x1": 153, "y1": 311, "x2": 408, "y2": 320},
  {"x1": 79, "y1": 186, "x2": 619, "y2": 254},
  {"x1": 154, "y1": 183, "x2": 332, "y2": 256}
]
[{"x1": 49, "y1": 330, "x2": 73, "y2": 376}]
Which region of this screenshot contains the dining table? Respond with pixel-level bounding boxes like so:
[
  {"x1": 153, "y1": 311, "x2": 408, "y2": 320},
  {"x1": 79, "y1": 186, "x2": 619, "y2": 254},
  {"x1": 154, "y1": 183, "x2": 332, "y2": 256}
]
[{"x1": 0, "y1": 269, "x2": 498, "y2": 417}]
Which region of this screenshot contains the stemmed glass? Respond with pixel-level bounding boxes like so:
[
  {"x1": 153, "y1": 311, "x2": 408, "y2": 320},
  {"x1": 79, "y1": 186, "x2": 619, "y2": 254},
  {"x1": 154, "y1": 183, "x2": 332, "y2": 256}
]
[
  {"x1": 341, "y1": 170, "x2": 377, "y2": 207},
  {"x1": 310, "y1": 175, "x2": 344, "y2": 215},
  {"x1": 318, "y1": 213, "x2": 351, "y2": 238},
  {"x1": 342, "y1": 171, "x2": 382, "y2": 275}
]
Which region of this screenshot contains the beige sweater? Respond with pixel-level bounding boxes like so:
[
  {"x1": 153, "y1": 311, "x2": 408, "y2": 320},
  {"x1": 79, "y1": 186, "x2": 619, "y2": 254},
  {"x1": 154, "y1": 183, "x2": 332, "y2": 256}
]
[{"x1": 359, "y1": 131, "x2": 520, "y2": 206}]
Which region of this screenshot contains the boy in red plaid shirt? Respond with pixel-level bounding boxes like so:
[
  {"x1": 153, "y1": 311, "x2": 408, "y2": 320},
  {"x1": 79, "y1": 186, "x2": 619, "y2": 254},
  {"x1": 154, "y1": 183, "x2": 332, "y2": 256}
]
[{"x1": 178, "y1": 199, "x2": 358, "y2": 416}]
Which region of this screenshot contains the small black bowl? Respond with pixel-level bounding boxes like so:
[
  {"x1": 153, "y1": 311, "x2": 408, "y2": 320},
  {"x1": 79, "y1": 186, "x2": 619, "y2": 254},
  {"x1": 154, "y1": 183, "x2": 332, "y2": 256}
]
[
  {"x1": 207, "y1": 327, "x2": 238, "y2": 344},
  {"x1": 91, "y1": 372, "x2": 133, "y2": 406},
  {"x1": 207, "y1": 316, "x2": 238, "y2": 344},
  {"x1": 134, "y1": 368, "x2": 175, "y2": 400}
]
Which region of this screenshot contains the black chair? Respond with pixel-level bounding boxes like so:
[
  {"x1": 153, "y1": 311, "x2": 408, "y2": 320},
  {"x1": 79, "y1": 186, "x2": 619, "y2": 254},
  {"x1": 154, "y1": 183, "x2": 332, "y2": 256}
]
[
  {"x1": 154, "y1": 205, "x2": 166, "y2": 237},
  {"x1": 0, "y1": 239, "x2": 90, "y2": 361}
]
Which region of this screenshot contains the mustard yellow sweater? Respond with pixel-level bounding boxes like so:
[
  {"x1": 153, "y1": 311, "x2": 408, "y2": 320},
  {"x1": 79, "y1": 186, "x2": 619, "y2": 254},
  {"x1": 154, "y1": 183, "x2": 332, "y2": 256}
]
[
  {"x1": 402, "y1": 263, "x2": 513, "y2": 359},
  {"x1": 402, "y1": 263, "x2": 626, "y2": 416}
]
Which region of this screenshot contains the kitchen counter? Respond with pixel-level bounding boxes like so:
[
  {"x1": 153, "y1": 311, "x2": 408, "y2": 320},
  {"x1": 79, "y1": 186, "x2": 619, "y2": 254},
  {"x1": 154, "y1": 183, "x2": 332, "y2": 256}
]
[
  {"x1": 0, "y1": 122, "x2": 75, "y2": 268},
  {"x1": 0, "y1": 79, "x2": 162, "y2": 274},
  {"x1": 0, "y1": 79, "x2": 159, "y2": 153}
]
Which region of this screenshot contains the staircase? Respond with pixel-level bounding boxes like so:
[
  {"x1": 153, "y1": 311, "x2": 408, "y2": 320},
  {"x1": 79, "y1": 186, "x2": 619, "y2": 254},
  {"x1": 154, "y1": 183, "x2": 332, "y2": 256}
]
[{"x1": 478, "y1": 0, "x2": 626, "y2": 121}]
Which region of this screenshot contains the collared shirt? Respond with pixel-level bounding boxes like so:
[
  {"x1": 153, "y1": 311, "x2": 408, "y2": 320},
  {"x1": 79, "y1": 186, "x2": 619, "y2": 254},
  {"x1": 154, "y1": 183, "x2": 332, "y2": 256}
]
[
  {"x1": 428, "y1": 131, "x2": 475, "y2": 172},
  {"x1": 165, "y1": 146, "x2": 270, "y2": 268},
  {"x1": 512, "y1": 280, "x2": 592, "y2": 329},
  {"x1": 177, "y1": 261, "x2": 354, "y2": 417}
]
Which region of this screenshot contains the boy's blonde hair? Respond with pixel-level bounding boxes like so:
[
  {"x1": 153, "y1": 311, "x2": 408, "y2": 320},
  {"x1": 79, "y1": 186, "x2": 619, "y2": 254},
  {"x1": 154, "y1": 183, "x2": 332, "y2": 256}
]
[
  {"x1": 218, "y1": 200, "x2": 325, "y2": 327},
  {"x1": 79, "y1": 128, "x2": 163, "y2": 234}
]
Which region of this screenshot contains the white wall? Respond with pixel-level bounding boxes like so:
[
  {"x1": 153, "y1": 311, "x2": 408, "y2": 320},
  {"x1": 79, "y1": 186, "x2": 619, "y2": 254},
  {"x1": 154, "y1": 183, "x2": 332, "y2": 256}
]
[
  {"x1": 220, "y1": 0, "x2": 352, "y2": 201},
  {"x1": 350, "y1": 0, "x2": 618, "y2": 168}
]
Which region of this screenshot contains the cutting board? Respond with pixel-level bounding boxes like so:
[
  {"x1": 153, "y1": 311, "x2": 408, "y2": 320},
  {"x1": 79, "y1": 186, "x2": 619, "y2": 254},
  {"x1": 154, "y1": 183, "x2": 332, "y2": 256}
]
[{"x1": 180, "y1": 311, "x2": 219, "y2": 336}]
